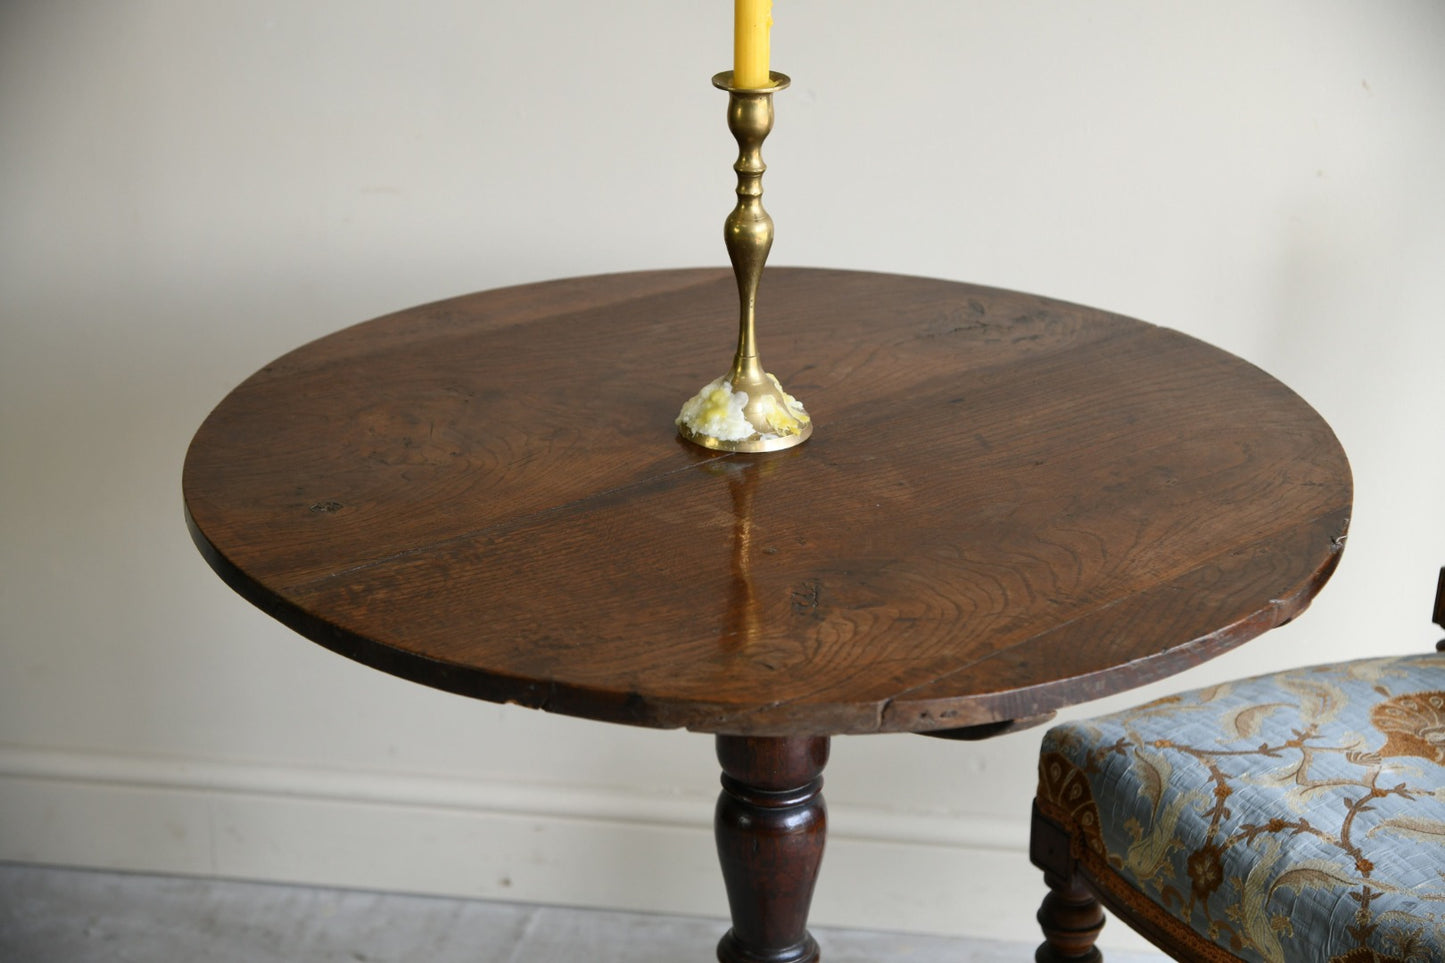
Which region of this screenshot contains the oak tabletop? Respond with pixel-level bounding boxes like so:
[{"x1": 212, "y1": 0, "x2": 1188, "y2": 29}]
[{"x1": 183, "y1": 268, "x2": 1351, "y2": 736}]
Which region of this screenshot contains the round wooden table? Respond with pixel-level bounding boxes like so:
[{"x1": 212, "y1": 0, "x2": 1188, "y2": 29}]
[{"x1": 183, "y1": 268, "x2": 1351, "y2": 962}]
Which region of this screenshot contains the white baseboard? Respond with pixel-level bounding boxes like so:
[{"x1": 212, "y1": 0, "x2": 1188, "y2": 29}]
[{"x1": 0, "y1": 745, "x2": 1153, "y2": 951}]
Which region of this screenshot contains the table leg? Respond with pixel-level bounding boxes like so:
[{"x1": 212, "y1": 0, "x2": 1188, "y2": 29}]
[{"x1": 714, "y1": 735, "x2": 829, "y2": 963}]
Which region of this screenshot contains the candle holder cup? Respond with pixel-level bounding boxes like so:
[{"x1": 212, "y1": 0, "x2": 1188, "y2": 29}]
[{"x1": 677, "y1": 71, "x2": 812, "y2": 453}]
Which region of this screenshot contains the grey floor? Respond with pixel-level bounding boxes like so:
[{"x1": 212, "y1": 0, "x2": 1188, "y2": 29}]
[{"x1": 0, "y1": 863, "x2": 1169, "y2": 962}]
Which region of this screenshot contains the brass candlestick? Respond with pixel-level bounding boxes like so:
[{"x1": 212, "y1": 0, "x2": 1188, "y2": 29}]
[{"x1": 677, "y1": 71, "x2": 812, "y2": 453}]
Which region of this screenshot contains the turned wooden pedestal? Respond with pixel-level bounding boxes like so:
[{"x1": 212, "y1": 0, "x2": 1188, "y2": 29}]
[{"x1": 716, "y1": 737, "x2": 829, "y2": 963}]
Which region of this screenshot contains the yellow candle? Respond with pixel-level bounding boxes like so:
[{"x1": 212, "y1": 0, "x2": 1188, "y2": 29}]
[{"x1": 733, "y1": 0, "x2": 772, "y2": 89}]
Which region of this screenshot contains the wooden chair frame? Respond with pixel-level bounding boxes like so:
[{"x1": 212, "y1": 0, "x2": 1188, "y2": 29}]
[{"x1": 1029, "y1": 567, "x2": 1445, "y2": 962}]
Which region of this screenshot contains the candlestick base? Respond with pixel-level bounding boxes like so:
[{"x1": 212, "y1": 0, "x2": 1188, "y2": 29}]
[{"x1": 676, "y1": 369, "x2": 811, "y2": 453}]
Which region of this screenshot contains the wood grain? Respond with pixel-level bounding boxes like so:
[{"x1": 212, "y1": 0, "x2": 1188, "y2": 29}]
[{"x1": 183, "y1": 268, "x2": 1352, "y2": 735}]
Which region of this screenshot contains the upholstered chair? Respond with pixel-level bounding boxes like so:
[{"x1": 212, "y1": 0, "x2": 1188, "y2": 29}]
[{"x1": 1030, "y1": 568, "x2": 1445, "y2": 962}]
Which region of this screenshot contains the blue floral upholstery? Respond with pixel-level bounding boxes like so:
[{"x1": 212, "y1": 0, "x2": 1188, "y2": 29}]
[{"x1": 1037, "y1": 653, "x2": 1445, "y2": 962}]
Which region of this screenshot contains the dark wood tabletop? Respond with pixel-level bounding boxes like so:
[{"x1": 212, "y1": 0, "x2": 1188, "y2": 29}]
[{"x1": 183, "y1": 267, "x2": 1352, "y2": 738}]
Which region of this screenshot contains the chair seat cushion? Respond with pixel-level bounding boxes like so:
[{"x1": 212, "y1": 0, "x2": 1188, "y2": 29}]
[{"x1": 1038, "y1": 653, "x2": 1445, "y2": 962}]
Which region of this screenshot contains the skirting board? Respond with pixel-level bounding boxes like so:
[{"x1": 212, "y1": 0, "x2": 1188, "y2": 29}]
[{"x1": 0, "y1": 746, "x2": 1155, "y2": 952}]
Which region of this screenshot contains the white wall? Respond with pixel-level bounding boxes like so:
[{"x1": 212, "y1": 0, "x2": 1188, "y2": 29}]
[{"x1": 3, "y1": 0, "x2": 1442, "y2": 952}]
